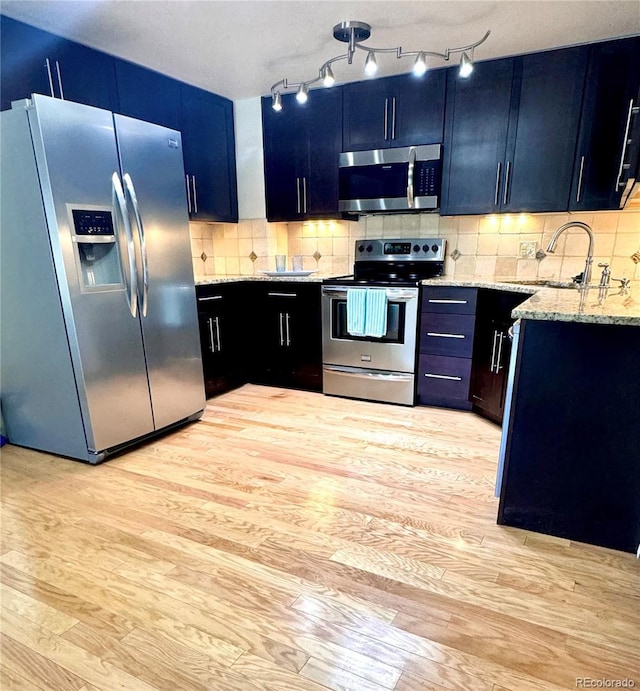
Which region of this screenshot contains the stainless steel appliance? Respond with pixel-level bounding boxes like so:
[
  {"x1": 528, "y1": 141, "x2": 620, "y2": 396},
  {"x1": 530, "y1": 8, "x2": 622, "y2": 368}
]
[
  {"x1": 619, "y1": 87, "x2": 640, "y2": 208},
  {"x1": 339, "y1": 144, "x2": 442, "y2": 213},
  {"x1": 322, "y1": 238, "x2": 445, "y2": 405},
  {"x1": 0, "y1": 94, "x2": 205, "y2": 463}
]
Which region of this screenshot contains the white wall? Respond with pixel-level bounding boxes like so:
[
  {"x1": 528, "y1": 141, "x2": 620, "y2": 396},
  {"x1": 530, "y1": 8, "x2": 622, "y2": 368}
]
[{"x1": 233, "y1": 97, "x2": 266, "y2": 220}]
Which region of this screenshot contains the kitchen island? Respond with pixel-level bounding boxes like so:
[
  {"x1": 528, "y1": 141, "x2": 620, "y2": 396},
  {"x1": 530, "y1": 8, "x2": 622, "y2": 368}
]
[{"x1": 501, "y1": 283, "x2": 639, "y2": 553}]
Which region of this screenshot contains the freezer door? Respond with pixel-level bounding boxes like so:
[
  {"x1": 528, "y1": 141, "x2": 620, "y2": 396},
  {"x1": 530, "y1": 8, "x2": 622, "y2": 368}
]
[
  {"x1": 114, "y1": 114, "x2": 205, "y2": 429},
  {"x1": 28, "y1": 95, "x2": 155, "y2": 452}
]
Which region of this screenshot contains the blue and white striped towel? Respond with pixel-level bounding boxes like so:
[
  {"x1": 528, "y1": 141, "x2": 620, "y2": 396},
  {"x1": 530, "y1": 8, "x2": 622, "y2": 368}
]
[
  {"x1": 364, "y1": 289, "x2": 388, "y2": 338},
  {"x1": 346, "y1": 288, "x2": 367, "y2": 337}
]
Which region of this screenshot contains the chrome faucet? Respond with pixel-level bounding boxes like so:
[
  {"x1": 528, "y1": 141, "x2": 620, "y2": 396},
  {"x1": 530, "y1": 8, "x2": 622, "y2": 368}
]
[{"x1": 545, "y1": 221, "x2": 595, "y2": 288}]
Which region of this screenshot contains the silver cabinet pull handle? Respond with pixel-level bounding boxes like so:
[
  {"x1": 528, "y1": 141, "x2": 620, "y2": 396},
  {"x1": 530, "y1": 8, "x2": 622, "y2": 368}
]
[
  {"x1": 122, "y1": 173, "x2": 149, "y2": 317},
  {"x1": 45, "y1": 58, "x2": 55, "y2": 97},
  {"x1": 279, "y1": 312, "x2": 284, "y2": 346},
  {"x1": 295, "y1": 177, "x2": 301, "y2": 214},
  {"x1": 285, "y1": 312, "x2": 291, "y2": 346},
  {"x1": 616, "y1": 99, "x2": 637, "y2": 190},
  {"x1": 391, "y1": 96, "x2": 397, "y2": 140},
  {"x1": 576, "y1": 155, "x2": 585, "y2": 203},
  {"x1": 192, "y1": 175, "x2": 198, "y2": 214},
  {"x1": 384, "y1": 98, "x2": 389, "y2": 140},
  {"x1": 495, "y1": 332, "x2": 504, "y2": 372},
  {"x1": 407, "y1": 147, "x2": 416, "y2": 208},
  {"x1": 427, "y1": 299, "x2": 467, "y2": 304},
  {"x1": 186, "y1": 175, "x2": 192, "y2": 213},
  {"x1": 198, "y1": 295, "x2": 223, "y2": 302},
  {"x1": 268, "y1": 292, "x2": 297, "y2": 297},
  {"x1": 208, "y1": 317, "x2": 216, "y2": 352},
  {"x1": 503, "y1": 161, "x2": 511, "y2": 206},
  {"x1": 494, "y1": 162, "x2": 502, "y2": 206},
  {"x1": 55, "y1": 60, "x2": 64, "y2": 99},
  {"x1": 490, "y1": 330, "x2": 499, "y2": 373},
  {"x1": 426, "y1": 332, "x2": 465, "y2": 339},
  {"x1": 424, "y1": 373, "x2": 462, "y2": 381},
  {"x1": 111, "y1": 172, "x2": 137, "y2": 318},
  {"x1": 302, "y1": 177, "x2": 307, "y2": 214},
  {"x1": 215, "y1": 316, "x2": 221, "y2": 352}
]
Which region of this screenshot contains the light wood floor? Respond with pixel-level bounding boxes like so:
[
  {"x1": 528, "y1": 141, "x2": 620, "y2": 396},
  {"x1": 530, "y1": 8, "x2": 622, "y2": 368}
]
[{"x1": 1, "y1": 384, "x2": 638, "y2": 691}]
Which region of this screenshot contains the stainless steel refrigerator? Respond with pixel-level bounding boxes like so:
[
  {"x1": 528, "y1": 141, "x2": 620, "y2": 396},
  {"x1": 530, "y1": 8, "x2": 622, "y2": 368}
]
[{"x1": 0, "y1": 94, "x2": 205, "y2": 463}]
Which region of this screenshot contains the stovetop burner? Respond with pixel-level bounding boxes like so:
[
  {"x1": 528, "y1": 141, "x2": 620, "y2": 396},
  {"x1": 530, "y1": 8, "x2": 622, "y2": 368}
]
[{"x1": 323, "y1": 237, "x2": 446, "y2": 287}]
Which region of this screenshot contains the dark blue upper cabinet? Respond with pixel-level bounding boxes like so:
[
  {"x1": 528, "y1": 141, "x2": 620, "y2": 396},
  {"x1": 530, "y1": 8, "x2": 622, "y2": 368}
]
[
  {"x1": 569, "y1": 36, "x2": 640, "y2": 211},
  {"x1": 262, "y1": 88, "x2": 343, "y2": 222},
  {"x1": 342, "y1": 70, "x2": 446, "y2": 151},
  {"x1": 503, "y1": 46, "x2": 588, "y2": 213},
  {"x1": 115, "y1": 60, "x2": 182, "y2": 130},
  {"x1": 442, "y1": 47, "x2": 587, "y2": 215},
  {"x1": 181, "y1": 85, "x2": 238, "y2": 223},
  {"x1": 441, "y1": 59, "x2": 514, "y2": 216},
  {"x1": 1, "y1": 15, "x2": 118, "y2": 112}
]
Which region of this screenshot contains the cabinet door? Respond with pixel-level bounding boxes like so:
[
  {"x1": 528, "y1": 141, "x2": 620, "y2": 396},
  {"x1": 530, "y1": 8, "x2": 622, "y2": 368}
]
[
  {"x1": 440, "y1": 58, "x2": 514, "y2": 215},
  {"x1": 342, "y1": 72, "x2": 447, "y2": 151},
  {"x1": 262, "y1": 94, "x2": 307, "y2": 221},
  {"x1": 115, "y1": 60, "x2": 182, "y2": 129},
  {"x1": 53, "y1": 39, "x2": 119, "y2": 111},
  {"x1": 389, "y1": 72, "x2": 446, "y2": 148},
  {"x1": 470, "y1": 290, "x2": 527, "y2": 424},
  {"x1": 503, "y1": 47, "x2": 587, "y2": 212},
  {"x1": 570, "y1": 37, "x2": 640, "y2": 211},
  {"x1": 305, "y1": 87, "x2": 343, "y2": 218},
  {"x1": 196, "y1": 284, "x2": 246, "y2": 397},
  {"x1": 181, "y1": 86, "x2": 238, "y2": 222},
  {"x1": 1, "y1": 16, "x2": 57, "y2": 110},
  {"x1": 342, "y1": 79, "x2": 391, "y2": 151},
  {"x1": 252, "y1": 283, "x2": 322, "y2": 390},
  {"x1": 1, "y1": 16, "x2": 118, "y2": 112}
]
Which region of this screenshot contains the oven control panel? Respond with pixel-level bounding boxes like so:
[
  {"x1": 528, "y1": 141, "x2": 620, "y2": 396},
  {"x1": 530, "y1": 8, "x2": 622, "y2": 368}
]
[{"x1": 355, "y1": 238, "x2": 445, "y2": 262}]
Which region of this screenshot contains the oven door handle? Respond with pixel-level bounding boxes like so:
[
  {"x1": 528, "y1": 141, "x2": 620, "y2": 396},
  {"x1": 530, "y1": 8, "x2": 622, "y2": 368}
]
[
  {"x1": 321, "y1": 287, "x2": 417, "y2": 302},
  {"x1": 323, "y1": 365, "x2": 414, "y2": 382}
]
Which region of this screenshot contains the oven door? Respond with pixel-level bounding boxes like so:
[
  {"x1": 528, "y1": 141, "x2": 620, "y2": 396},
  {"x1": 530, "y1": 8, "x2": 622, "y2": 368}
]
[{"x1": 321, "y1": 285, "x2": 418, "y2": 373}]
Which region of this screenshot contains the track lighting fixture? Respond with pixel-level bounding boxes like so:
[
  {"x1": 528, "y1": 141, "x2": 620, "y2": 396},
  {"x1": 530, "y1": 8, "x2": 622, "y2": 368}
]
[
  {"x1": 364, "y1": 51, "x2": 378, "y2": 76},
  {"x1": 412, "y1": 51, "x2": 428, "y2": 77},
  {"x1": 295, "y1": 82, "x2": 309, "y2": 104},
  {"x1": 459, "y1": 52, "x2": 474, "y2": 78},
  {"x1": 270, "y1": 20, "x2": 490, "y2": 111}
]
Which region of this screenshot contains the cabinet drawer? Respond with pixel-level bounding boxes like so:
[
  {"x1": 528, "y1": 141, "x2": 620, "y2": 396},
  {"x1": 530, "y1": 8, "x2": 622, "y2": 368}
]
[
  {"x1": 419, "y1": 313, "x2": 475, "y2": 357},
  {"x1": 421, "y1": 287, "x2": 477, "y2": 314},
  {"x1": 417, "y1": 354, "x2": 472, "y2": 402}
]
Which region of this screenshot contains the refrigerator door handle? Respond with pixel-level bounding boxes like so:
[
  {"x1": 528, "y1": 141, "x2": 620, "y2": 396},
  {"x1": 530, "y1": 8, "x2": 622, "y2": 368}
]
[
  {"x1": 123, "y1": 173, "x2": 149, "y2": 318},
  {"x1": 111, "y1": 172, "x2": 137, "y2": 318}
]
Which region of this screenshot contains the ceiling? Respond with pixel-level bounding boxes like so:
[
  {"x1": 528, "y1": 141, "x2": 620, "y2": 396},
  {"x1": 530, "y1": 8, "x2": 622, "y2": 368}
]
[{"x1": 2, "y1": 1, "x2": 639, "y2": 101}]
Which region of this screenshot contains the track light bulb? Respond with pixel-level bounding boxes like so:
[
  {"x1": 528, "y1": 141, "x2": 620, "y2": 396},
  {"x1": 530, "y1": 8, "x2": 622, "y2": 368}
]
[
  {"x1": 296, "y1": 83, "x2": 309, "y2": 104},
  {"x1": 413, "y1": 52, "x2": 428, "y2": 77},
  {"x1": 272, "y1": 91, "x2": 282, "y2": 112},
  {"x1": 364, "y1": 51, "x2": 378, "y2": 76},
  {"x1": 322, "y1": 65, "x2": 335, "y2": 87},
  {"x1": 459, "y1": 52, "x2": 473, "y2": 78}
]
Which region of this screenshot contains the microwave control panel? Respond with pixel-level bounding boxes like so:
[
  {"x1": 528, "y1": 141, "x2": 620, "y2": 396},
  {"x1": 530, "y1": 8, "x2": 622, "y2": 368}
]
[{"x1": 415, "y1": 161, "x2": 441, "y2": 197}]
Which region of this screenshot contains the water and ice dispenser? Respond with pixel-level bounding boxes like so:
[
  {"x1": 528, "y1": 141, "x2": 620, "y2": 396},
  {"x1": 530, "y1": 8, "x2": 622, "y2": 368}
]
[{"x1": 71, "y1": 209, "x2": 123, "y2": 288}]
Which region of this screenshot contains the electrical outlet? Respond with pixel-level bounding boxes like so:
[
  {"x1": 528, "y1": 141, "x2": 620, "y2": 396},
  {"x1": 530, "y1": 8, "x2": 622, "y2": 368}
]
[{"x1": 519, "y1": 241, "x2": 537, "y2": 259}]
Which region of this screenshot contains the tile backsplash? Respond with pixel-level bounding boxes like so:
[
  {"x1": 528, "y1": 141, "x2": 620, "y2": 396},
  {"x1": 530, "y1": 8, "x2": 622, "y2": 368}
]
[{"x1": 190, "y1": 210, "x2": 640, "y2": 282}]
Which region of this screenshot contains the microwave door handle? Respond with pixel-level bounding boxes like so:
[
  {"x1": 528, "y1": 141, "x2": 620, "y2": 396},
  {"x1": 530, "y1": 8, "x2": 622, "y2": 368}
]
[
  {"x1": 616, "y1": 98, "x2": 638, "y2": 190},
  {"x1": 407, "y1": 147, "x2": 416, "y2": 208}
]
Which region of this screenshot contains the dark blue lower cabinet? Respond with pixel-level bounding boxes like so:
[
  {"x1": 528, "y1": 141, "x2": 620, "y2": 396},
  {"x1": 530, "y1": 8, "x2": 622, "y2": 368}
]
[{"x1": 498, "y1": 319, "x2": 640, "y2": 553}]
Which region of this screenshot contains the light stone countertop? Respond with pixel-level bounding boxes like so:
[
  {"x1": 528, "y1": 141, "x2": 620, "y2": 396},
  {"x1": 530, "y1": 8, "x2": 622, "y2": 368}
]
[
  {"x1": 195, "y1": 273, "x2": 339, "y2": 286},
  {"x1": 420, "y1": 277, "x2": 640, "y2": 326}
]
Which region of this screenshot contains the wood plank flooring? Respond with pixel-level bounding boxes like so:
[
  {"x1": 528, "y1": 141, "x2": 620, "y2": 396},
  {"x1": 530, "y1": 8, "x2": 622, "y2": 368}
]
[{"x1": 1, "y1": 384, "x2": 638, "y2": 690}]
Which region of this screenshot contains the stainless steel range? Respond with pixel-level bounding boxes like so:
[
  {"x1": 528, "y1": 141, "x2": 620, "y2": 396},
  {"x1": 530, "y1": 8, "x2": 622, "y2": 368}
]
[{"x1": 321, "y1": 238, "x2": 445, "y2": 405}]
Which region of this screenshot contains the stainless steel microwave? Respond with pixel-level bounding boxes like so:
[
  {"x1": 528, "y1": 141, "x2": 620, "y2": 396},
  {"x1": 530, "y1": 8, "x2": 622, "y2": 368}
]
[{"x1": 338, "y1": 144, "x2": 442, "y2": 213}]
